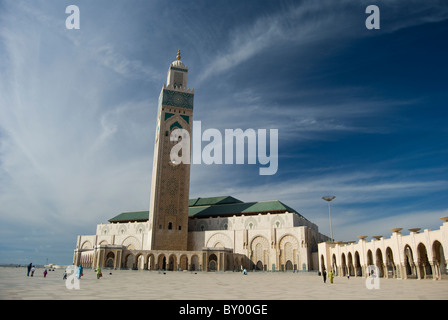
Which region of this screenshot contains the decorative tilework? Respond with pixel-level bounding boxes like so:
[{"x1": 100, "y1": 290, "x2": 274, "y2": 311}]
[
  {"x1": 170, "y1": 66, "x2": 188, "y2": 73},
  {"x1": 181, "y1": 115, "x2": 189, "y2": 124},
  {"x1": 170, "y1": 121, "x2": 183, "y2": 131},
  {"x1": 161, "y1": 89, "x2": 194, "y2": 109},
  {"x1": 164, "y1": 112, "x2": 174, "y2": 121}
]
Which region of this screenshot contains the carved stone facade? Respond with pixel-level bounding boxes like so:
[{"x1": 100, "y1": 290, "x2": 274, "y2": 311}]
[{"x1": 74, "y1": 209, "x2": 328, "y2": 271}]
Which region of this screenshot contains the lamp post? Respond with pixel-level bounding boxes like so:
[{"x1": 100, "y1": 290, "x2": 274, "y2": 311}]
[{"x1": 322, "y1": 196, "x2": 336, "y2": 242}]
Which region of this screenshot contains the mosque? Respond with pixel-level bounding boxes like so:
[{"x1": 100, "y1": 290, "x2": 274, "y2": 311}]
[
  {"x1": 73, "y1": 52, "x2": 448, "y2": 279},
  {"x1": 73, "y1": 51, "x2": 330, "y2": 272}
]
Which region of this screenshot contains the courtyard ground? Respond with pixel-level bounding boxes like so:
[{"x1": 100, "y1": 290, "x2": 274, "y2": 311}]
[{"x1": 1, "y1": 266, "x2": 447, "y2": 300}]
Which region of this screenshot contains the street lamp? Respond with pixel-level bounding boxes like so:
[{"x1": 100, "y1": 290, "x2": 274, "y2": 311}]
[{"x1": 322, "y1": 196, "x2": 336, "y2": 242}]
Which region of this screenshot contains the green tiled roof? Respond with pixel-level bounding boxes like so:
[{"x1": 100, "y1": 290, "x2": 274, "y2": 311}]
[
  {"x1": 108, "y1": 211, "x2": 149, "y2": 223},
  {"x1": 187, "y1": 200, "x2": 302, "y2": 218},
  {"x1": 108, "y1": 196, "x2": 303, "y2": 223},
  {"x1": 188, "y1": 196, "x2": 243, "y2": 207}
]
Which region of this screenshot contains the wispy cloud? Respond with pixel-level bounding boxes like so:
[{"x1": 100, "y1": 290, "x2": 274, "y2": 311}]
[
  {"x1": 197, "y1": 0, "x2": 448, "y2": 83},
  {"x1": 0, "y1": 0, "x2": 446, "y2": 265},
  {"x1": 0, "y1": 1, "x2": 159, "y2": 264}
]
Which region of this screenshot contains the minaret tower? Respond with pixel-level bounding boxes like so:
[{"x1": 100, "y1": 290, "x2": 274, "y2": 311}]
[{"x1": 148, "y1": 50, "x2": 194, "y2": 251}]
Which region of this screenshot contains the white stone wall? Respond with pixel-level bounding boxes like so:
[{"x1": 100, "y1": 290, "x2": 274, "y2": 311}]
[
  {"x1": 318, "y1": 220, "x2": 448, "y2": 279},
  {"x1": 187, "y1": 212, "x2": 318, "y2": 232},
  {"x1": 75, "y1": 211, "x2": 328, "y2": 270}
]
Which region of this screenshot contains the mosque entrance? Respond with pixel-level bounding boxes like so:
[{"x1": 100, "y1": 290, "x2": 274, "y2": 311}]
[
  {"x1": 208, "y1": 254, "x2": 217, "y2": 271},
  {"x1": 106, "y1": 258, "x2": 114, "y2": 268},
  {"x1": 105, "y1": 252, "x2": 115, "y2": 268}
]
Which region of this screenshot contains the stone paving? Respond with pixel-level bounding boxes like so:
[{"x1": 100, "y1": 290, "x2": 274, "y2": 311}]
[{"x1": 1, "y1": 267, "x2": 447, "y2": 300}]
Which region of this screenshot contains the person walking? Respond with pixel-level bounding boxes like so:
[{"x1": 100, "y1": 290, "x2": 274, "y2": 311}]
[
  {"x1": 96, "y1": 266, "x2": 102, "y2": 279},
  {"x1": 322, "y1": 269, "x2": 327, "y2": 283},
  {"x1": 43, "y1": 268, "x2": 48, "y2": 278},
  {"x1": 328, "y1": 270, "x2": 334, "y2": 284},
  {"x1": 77, "y1": 264, "x2": 83, "y2": 279},
  {"x1": 27, "y1": 263, "x2": 32, "y2": 277}
]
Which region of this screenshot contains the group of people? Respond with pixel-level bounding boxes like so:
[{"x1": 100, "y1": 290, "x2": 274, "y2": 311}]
[
  {"x1": 321, "y1": 269, "x2": 335, "y2": 284},
  {"x1": 26, "y1": 263, "x2": 51, "y2": 278},
  {"x1": 27, "y1": 263, "x2": 102, "y2": 280},
  {"x1": 26, "y1": 263, "x2": 35, "y2": 277},
  {"x1": 62, "y1": 264, "x2": 102, "y2": 280}
]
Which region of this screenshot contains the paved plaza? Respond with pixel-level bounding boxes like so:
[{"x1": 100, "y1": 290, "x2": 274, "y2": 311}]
[{"x1": 1, "y1": 267, "x2": 447, "y2": 300}]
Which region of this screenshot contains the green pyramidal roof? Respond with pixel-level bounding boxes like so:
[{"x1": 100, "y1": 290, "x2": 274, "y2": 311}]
[
  {"x1": 108, "y1": 211, "x2": 149, "y2": 223},
  {"x1": 188, "y1": 196, "x2": 243, "y2": 207},
  {"x1": 187, "y1": 200, "x2": 300, "y2": 217},
  {"x1": 108, "y1": 196, "x2": 303, "y2": 223}
]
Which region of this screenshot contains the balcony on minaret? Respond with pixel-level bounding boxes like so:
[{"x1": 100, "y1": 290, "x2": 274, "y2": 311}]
[{"x1": 166, "y1": 50, "x2": 191, "y2": 92}]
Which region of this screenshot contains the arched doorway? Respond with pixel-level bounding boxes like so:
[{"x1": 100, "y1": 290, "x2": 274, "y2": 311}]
[
  {"x1": 341, "y1": 253, "x2": 347, "y2": 277},
  {"x1": 191, "y1": 255, "x2": 199, "y2": 271},
  {"x1": 208, "y1": 254, "x2": 217, "y2": 271},
  {"x1": 105, "y1": 252, "x2": 115, "y2": 268},
  {"x1": 158, "y1": 254, "x2": 166, "y2": 270},
  {"x1": 332, "y1": 254, "x2": 338, "y2": 275},
  {"x1": 417, "y1": 243, "x2": 432, "y2": 279},
  {"x1": 375, "y1": 249, "x2": 384, "y2": 277},
  {"x1": 285, "y1": 260, "x2": 293, "y2": 271},
  {"x1": 256, "y1": 260, "x2": 263, "y2": 271},
  {"x1": 180, "y1": 255, "x2": 188, "y2": 270},
  {"x1": 125, "y1": 254, "x2": 134, "y2": 269},
  {"x1": 235, "y1": 257, "x2": 242, "y2": 271},
  {"x1": 385, "y1": 247, "x2": 395, "y2": 278},
  {"x1": 367, "y1": 250, "x2": 373, "y2": 268},
  {"x1": 404, "y1": 245, "x2": 416, "y2": 278},
  {"x1": 320, "y1": 255, "x2": 326, "y2": 273},
  {"x1": 354, "y1": 251, "x2": 362, "y2": 276},
  {"x1": 147, "y1": 254, "x2": 155, "y2": 270},
  {"x1": 432, "y1": 240, "x2": 446, "y2": 280},
  {"x1": 136, "y1": 254, "x2": 145, "y2": 270},
  {"x1": 347, "y1": 252, "x2": 354, "y2": 276},
  {"x1": 168, "y1": 254, "x2": 177, "y2": 271}
]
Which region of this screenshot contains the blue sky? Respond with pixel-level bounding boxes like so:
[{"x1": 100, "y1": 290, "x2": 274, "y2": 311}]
[{"x1": 0, "y1": 0, "x2": 447, "y2": 265}]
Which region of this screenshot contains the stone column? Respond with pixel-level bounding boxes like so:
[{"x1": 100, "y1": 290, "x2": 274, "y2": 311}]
[
  {"x1": 400, "y1": 264, "x2": 407, "y2": 279},
  {"x1": 116, "y1": 251, "x2": 122, "y2": 269},
  {"x1": 380, "y1": 263, "x2": 386, "y2": 278},
  {"x1": 73, "y1": 250, "x2": 81, "y2": 266},
  {"x1": 220, "y1": 253, "x2": 223, "y2": 271},
  {"x1": 98, "y1": 249, "x2": 105, "y2": 268},
  {"x1": 415, "y1": 262, "x2": 422, "y2": 280},
  {"x1": 430, "y1": 261, "x2": 438, "y2": 280}
]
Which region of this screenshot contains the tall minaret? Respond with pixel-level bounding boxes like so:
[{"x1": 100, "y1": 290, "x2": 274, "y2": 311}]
[{"x1": 148, "y1": 50, "x2": 194, "y2": 251}]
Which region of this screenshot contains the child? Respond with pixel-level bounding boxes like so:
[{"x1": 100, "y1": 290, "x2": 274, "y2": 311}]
[{"x1": 30, "y1": 266, "x2": 35, "y2": 277}]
